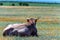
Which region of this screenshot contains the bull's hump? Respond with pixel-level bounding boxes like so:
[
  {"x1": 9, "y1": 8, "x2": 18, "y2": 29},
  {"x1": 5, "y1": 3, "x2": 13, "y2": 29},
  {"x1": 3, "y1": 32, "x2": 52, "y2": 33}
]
[{"x1": 3, "y1": 24, "x2": 13, "y2": 31}]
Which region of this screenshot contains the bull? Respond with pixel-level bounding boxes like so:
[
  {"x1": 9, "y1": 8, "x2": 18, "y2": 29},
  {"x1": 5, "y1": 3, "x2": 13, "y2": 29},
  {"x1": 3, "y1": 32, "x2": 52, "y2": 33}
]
[{"x1": 3, "y1": 18, "x2": 39, "y2": 37}]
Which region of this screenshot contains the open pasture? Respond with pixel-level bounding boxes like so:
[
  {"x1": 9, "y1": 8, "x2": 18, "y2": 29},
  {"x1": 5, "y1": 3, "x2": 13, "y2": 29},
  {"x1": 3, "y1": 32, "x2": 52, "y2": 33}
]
[{"x1": 0, "y1": 6, "x2": 60, "y2": 40}]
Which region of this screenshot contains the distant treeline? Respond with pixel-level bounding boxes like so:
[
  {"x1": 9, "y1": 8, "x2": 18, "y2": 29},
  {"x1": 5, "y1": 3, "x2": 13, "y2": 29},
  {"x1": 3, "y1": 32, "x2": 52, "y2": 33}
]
[{"x1": 0, "y1": 1, "x2": 60, "y2": 6}]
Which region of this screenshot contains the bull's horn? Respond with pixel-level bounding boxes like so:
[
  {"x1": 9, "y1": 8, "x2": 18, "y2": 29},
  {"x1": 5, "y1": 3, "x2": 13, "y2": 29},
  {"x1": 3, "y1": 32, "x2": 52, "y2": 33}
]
[{"x1": 26, "y1": 18, "x2": 30, "y2": 19}]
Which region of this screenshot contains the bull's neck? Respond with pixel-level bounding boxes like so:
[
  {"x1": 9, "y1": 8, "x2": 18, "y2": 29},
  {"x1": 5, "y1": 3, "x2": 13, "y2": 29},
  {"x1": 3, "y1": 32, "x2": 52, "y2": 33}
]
[
  {"x1": 27, "y1": 23, "x2": 36, "y2": 29},
  {"x1": 31, "y1": 23, "x2": 36, "y2": 27}
]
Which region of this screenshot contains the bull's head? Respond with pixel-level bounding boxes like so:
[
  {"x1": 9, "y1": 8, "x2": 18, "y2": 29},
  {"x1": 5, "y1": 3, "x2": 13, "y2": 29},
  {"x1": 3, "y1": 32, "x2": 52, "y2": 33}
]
[
  {"x1": 26, "y1": 18, "x2": 39, "y2": 36},
  {"x1": 27, "y1": 18, "x2": 39, "y2": 25}
]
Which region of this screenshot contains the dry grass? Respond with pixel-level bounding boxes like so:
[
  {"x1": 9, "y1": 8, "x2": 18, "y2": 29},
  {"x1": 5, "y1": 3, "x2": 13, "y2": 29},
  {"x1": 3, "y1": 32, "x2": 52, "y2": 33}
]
[
  {"x1": 0, "y1": 6, "x2": 60, "y2": 40},
  {"x1": 0, "y1": 17, "x2": 59, "y2": 24}
]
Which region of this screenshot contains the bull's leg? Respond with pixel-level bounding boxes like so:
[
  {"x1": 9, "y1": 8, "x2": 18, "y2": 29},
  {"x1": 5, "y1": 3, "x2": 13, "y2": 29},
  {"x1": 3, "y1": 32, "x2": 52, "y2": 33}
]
[
  {"x1": 18, "y1": 30, "x2": 31, "y2": 37},
  {"x1": 10, "y1": 30, "x2": 30, "y2": 36},
  {"x1": 3, "y1": 28, "x2": 14, "y2": 36},
  {"x1": 31, "y1": 32, "x2": 38, "y2": 36},
  {"x1": 11, "y1": 30, "x2": 18, "y2": 36},
  {"x1": 19, "y1": 32, "x2": 30, "y2": 37},
  {"x1": 31, "y1": 29, "x2": 38, "y2": 37}
]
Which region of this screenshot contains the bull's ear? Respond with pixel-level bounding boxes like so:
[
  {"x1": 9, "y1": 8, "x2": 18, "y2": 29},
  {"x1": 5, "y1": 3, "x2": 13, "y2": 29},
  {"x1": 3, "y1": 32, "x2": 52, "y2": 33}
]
[
  {"x1": 27, "y1": 19, "x2": 29, "y2": 22},
  {"x1": 35, "y1": 18, "x2": 39, "y2": 22},
  {"x1": 27, "y1": 18, "x2": 29, "y2": 22},
  {"x1": 35, "y1": 19, "x2": 38, "y2": 22}
]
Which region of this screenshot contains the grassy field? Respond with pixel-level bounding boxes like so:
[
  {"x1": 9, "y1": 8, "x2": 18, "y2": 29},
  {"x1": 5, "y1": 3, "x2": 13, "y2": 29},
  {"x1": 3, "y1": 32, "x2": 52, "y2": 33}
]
[{"x1": 0, "y1": 6, "x2": 60, "y2": 40}]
